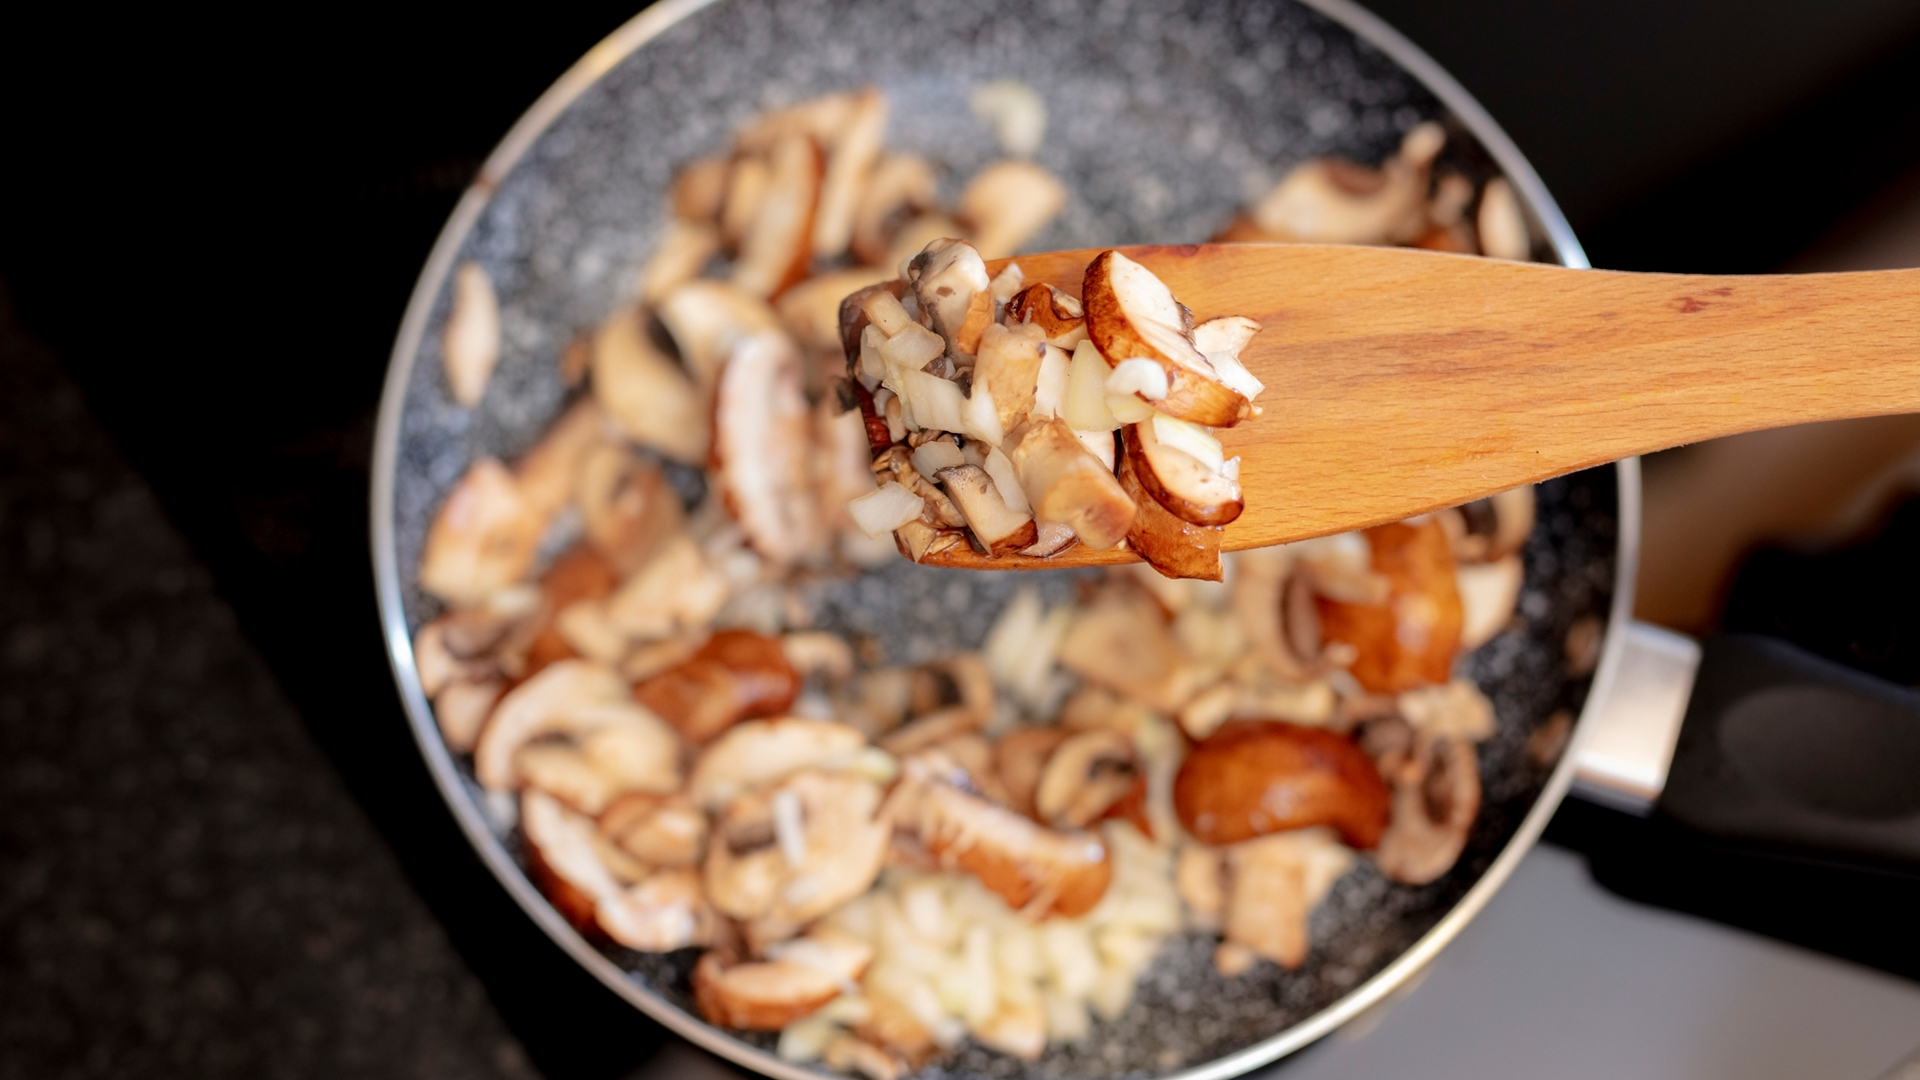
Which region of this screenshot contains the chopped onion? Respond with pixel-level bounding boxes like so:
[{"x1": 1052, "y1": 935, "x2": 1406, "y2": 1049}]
[
  {"x1": 1204, "y1": 349, "x2": 1264, "y2": 401},
  {"x1": 1150, "y1": 413, "x2": 1225, "y2": 471},
  {"x1": 982, "y1": 446, "x2": 1029, "y2": 515},
  {"x1": 1104, "y1": 391, "x2": 1158, "y2": 424},
  {"x1": 1063, "y1": 341, "x2": 1119, "y2": 432},
  {"x1": 989, "y1": 262, "x2": 1026, "y2": 304},
  {"x1": 900, "y1": 367, "x2": 968, "y2": 433},
  {"x1": 1030, "y1": 343, "x2": 1070, "y2": 420},
  {"x1": 859, "y1": 324, "x2": 887, "y2": 383},
  {"x1": 1105, "y1": 357, "x2": 1169, "y2": 401},
  {"x1": 912, "y1": 439, "x2": 966, "y2": 482},
  {"x1": 961, "y1": 383, "x2": 1004, "y2": 445},
  {"x1": 1072, "y1": 428, "x2": 1117, "y2": 471},
  {"x1": 845, "y1": 481, "x2": 925, "y2": 537}
]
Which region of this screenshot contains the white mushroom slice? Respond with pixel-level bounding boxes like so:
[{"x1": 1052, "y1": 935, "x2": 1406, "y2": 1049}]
[
  {"x1": 714, "y1": 332, "x2": 828, "y2": 565},
  {"x1": 1373, "y1": 736, "x2": 1481, "y2": 885},
  {"x1": 521, "y1": 789, "x2": 719, "y2": 951},
  {"x1": 972, "y1": 321, "x2": 1047, "y2": 432},
  {"x1": 655, "y1": 279, "x2": 784, "y2": 391},
  {"x1": 906, "y1": 238, "x2": 992, "y2": 355},
  {"x1": 1125, "y1": 417, "x2": 1244, "y2": 527},
  {"x1": 638, "y1": 218, "x2": 721, "y2": 304},
  {"x1": 900, "y1": 775, "x2": 1111, "y2": 919},
  {"x1": 604, "y1": 533, "x2": 731, "y2": 641},
  {"x1": 705, "y1": 771, "x2": 891, "y2": 940},
  {"x1": 851, "y1": 155, "x2": 938, "y2": 266},
  {"x1": 846, "y1": 482, "x2": 925, "y2": 538},
  {"x1": 434, "y1": 679, "x2": 503, "y2": 754},
  {"x1": 1477, "y1": 177, "x2": 1531, "y2": 262},
  {"x1": 893, "y1": 518, "x2": 968, "y2": 563},
  {"x1": 444, "y1": 261, "x2": 500, "y2": 407},
  {"x1": 419, "y1": 457, "x2": 542, "y2": 606},
  {"x1": 1033, "y1": 729, "x2": 1138, "y2": 829},
  {"x1": 1190, "y1": 315, "x2": 1265, "y2": 401},
  {"x1": 958, "y1": 161, "x2": 1067, "y2": 259},
  {"x1": 577, "y1": 443, "x2": 684, "y2": 575},
  {"x1": 598, "y1": 865, "x2": 720, "y2": 952},
  {"x1": 1007, "y1": 417, "x2": 1137, "y2": 551},
  {"x1": 1006, "y1": 283, "x2": 1088, "y2": 350},
  {"x1": 693, "y1": 930, "x2": 875, "y2": 1030},
  {"x1": 515, "y1": 742, "x2": 619, "y2": 815},
  {"x1": 1221, "y1": 828, "x2": 1354, "y2": 971},
  {"x1": 1083, "y1": 250, "x2": 1250, "y2": 427},
  {"x1": 671, "y1": 155, "x2": 731, "y2": 224},
  {"x1": 1250, "y1": 122, "x2": 1443, "y2": 245},
  {"x1": 1019, "y1": 521, "x2": 1078, "y2": 558},
  {"x1": 732, "y1": 133, "x2": 823, "y2": 299},
  {"x1": 690, "y1": 718, "x2": 868, "y2": 810},
  {"x1": 1057, "y1": 587, "x2": 1205, "y2": 714},
  {"x1": 776, "y1": 266, "x2": 894, "y2": 364},
  {"x1": 720, "y1": 154, "x2": 773, "y2": 251},
  {"x1": 813, "y1": 88, "x2": 888, "y2": 258},
  {"x1": 936, "y1": 465, "x2": 1038, "y2": 557},
  {"x1": 601, "y1": 791, "x2": 709, "y2": 867},
  {"x1": 885, "y1": 214, "x2": 970, "y2": 280},
  {"x1": 591, "y1": 305, "x2": 709, "y2": 464},
  {"x1": 1456, "y1": 554, "x2": 1524, "y2": 649},
  {"x1": 578, "y1": 715, "x2": 684, "y2": 795},
  {"x1": 513, "y1": 398, "x2": 613, "y2": 520},
  {"x1": 474, "y1": 659, "x2": 679, "y2": 791}
]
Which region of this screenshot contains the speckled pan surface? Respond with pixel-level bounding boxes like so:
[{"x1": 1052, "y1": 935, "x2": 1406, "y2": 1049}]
[{"x1": 371, "y1": 1, "x2": 1631, "y2": 1078}]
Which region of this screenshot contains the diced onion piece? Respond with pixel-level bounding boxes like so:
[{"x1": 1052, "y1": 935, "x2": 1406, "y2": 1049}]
[
  {"x1": 1202, "y1": 350, "x2": 1265, "y2": 402},
  {"x1": 1073, "y1": 429, "x2": 1116, "y2": 471},
  {"x1": 961, "y1": 384, "x2": 1004, "y2": 446},
  {"x1": 879, "y1": 322, "x2": 946, "y2": 382},
  {"x1": 1104, "y1": 392, "x2": 1158, "y2": 424},
  {"x1": 899, "y1": 368, "x2": 967, "y2": 434},
  {"x1": 859, "y1": 324, "x2": 887, "y2": 383},
  {"x1": 1106, "y1": 357, "x2": 1169, "y2": 401},
  {"x1": 845, "y1": 482, "x2": 926, "y2": 538},
  {"x1": 1030, "y1": 344, "x2": 1070, "y2": 420},
  {"x1": 989, "y1": 262, "x2": 1027, "y2": 304},
  {"x1": 981, "y1": 446, "x2": 1029, "y2": 516},
  {"x1": 912, "y1": 440, "x2": 966, "y2": 482},
  {"x1": 1150, "y1": 414, "x2": 1225, "y2": 471},
  {"x1": 863, "y1": 290, "x2": 915, "y2": 337},
  {"x1": 1063, "y1": 340, "x2": 1119, "y2": 432}
]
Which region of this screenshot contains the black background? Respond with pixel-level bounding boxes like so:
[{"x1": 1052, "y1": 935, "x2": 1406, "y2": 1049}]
[{"x1": 5, "y1": 3, "x2": 1920, "y2": 1077}]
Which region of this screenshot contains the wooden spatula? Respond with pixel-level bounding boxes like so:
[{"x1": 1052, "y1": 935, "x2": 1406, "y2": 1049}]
[{"x1": 919, "y1": 242, "x2": 1920, "y2": 570}]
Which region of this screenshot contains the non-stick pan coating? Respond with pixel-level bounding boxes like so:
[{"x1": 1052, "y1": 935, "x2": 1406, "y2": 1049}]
[{"x1": 375, "y1": 1, "x2": 1623, "y2": 1076}]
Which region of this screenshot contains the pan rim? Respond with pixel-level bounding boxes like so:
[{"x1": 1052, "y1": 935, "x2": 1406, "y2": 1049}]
[{"x1": 366, "y1": 2, "x2": 1637, "y2": 1077}]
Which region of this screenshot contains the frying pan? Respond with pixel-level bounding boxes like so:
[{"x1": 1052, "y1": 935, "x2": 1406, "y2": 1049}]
[{"x1": 369, "y1": 0, "x2": 1637, "y2": 1075}]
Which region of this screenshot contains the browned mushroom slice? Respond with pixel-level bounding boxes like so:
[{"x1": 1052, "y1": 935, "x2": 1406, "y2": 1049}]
[
  {"x1": 1173, "y1": 720, "x2": 1391, "y2": 848},
  {"x1": 631, "y1": 628, "x2": 802, "y2": 745},
  {"x1": 600, "y1": 791, "x2": 708, "y2": 867},
  {"x1": 1006, "y1": 417, "x2": 1136, "y2": 550},
  {"x1": 591, "y1": 304, "x2": 709, "y2": 464},
  {"x1": 958, "y1": 160, "x2": 1067, "y2": 259},
  {"x1": 576, "y1": 444, "x2": 685, "y2": 575},
  {"x1": 596, "y1": 865, "x2": 725, "y2": 952},
  {"x1": 733, "y1": 91, "x2": 858, "y2": 153},
  {"x1": 1118, "y1": 448, "x2": 1222, "y2": 581},
  {"x1": 1082, "y1": 250, "x2": 1250, "y2": 427},
  {"x1": 1220, "y1": 829, "x2": 1356, "y2": 970},
  {"x1": 604, "y1": 534, "x2": 731, "y2": 642},
  {"x1": 516, "y1": 544, "x2": 622, "y2": 680},
  {"x1": 434, "y1": 679, "x2": 504, "y2": 754},
  {"x1": 892, "y1": 519, "x2": 968, "y2": 563},
  {"x1": 1032, "y1": 729, "x2": 1139, "y2": 829},
  {"x1": 474, "y1": 659, "x2": 681, "y2": 791},
  {"x1": 638, "y1": 219, "x2": 722, "y2": 305},
  {"x1": 655, "y1": 279, "x2": 784, "y2": 392},
  {"x1": 1004, "y1": 282, "x2": 1088, "y2": 350},
  {"x1": 1056, "y1": 586, "x2": 1203, "y2": 714},
  {"x1": 692, "y1": 931, "x2": 874, "y2": 1030},
  {"x1": 903, "y1": 778, "x2": 1111, "y2": 918},
  {"x1": 1373, "y1": 735, "x2": 1480, "y2": 884},
  {"x1": 812, "y1": 87, "x2": 887, "y2": 258},
  {"x1": 1126, "y1": 417, "x2": 1241, "y2": 527},
  {"x1": 906, "y1": 238, "x2": 992, "y2": 356},
  {"x1": 414, "y1": 609, "x2": 511, "y2": 698},
  {"x1": 731, "y1": 132, "x2": 823, "y2": 299},
  {"x1": 419, "y1": 457, "x2": 544, "y2": 606},
  {"x1": 824, "y1": 1034, "x2": 904, "y2": 1080},
  {"x1": 521, "y1": 789, "x2": 722, "y2": 951},
  {"x1": 1316, "y1": 517, "x2": 1465, "y2": 694},
  {"x1": 671, "y1": 155, "x2": 732, "y2": 224},
  {"x1": 973, "y1": 321, "x2": 1048, "y2": 432},
  {"x1": 444, "y1": 261, "x2": 499, "y2": 407},
  {"x1": 851, "y1": 154, "x2": 939, "y2": 266},
  {"x1": 935, "y1": 464, "x2": 1038, "y2": 557},
  {"x1": 994, "y1": 726, "x2": 1072, "y2": 816},
  {"x1": 837, "y1": 279, "x2": 910, "y2": 362},
  {"x1": 713, "y1": 332, "x2": 828, "y2": 565}
]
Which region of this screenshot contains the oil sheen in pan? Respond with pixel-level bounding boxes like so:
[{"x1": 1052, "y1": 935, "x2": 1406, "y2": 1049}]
[{"x1": 376, "y1": 0, "x2": 1620, "y2": 1076}]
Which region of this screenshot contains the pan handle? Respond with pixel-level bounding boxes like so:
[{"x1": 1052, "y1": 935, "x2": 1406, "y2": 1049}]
[{"x1": 1575, "y1": 625, "x2": 1920, "y2": 875}]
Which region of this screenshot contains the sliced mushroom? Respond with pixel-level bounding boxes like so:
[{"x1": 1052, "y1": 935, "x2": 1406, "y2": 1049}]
[
  {"x1": 1118, "y1": 448, "x2": 1222, "y2": 582},
  {"x1": 1445, "y1": 485, "x2": 1536, "y2": 563},
  {"x1": 935, "y1": 464, "x2": 1038, "y2": 557},
  {"x1": 823, "y1": 1034, "x2": 902, "y2": 1080},
  {"x1": 639, "y1": 218, "x2": 722, "y2": 305},
  {"x1": 514, "y1": 544, "x2": 622, "y2": 681},
  {"x1": 812, "y1": 87, "x2": 888, "y2": 258},
  {"x1": 1316, "y1": 517, "x2": 1464, "y2": 694},
  {"x1": 434, "y1": 679, "x2": 504, "y2": 754},
  {"x1": 713, "y1": 331, "x2": 828, "y2": 566},
  {"x1": 734, "y1": 91, "x2": 858, "y2": 153},
  {"x1": 1019, "y1": 521, "x2": 1078, "y2": 558},
  {"x1": 600, "y1": 791, "x2": 708, "y2": 867},
  {"x1": 1124, "y1": 417, "x2": 1242, "y2": 526},
  {"x1": 893, "y1": 519, "x2": 968, "y2": 563},
  {"x1": 521, "y1": 789, "x2": 721, "y2": 951},
  {"x1": 720, "y1": 154, "x2": 773, "y2": 251},
  {"x1": 899, "y1": 771, "x2": 1111, "y2": 918},
  {"x1": 597, "y1": 865, "x2": 725, "y2": 952},
  {"x1": 994, "y1": 727, "x2": 1072, "y2": 816},
  {"x1": 693, "y1": 930, "x2": 874, "y2": 1030},
  {"x1": 1082, "y1": 250, "x2": 1250, "y2": 427},
  {"x1": 1173, "y1": 720, "x2": 1391, "y2": 848},
  {"x1": 1248, "y1": 122, "x2": 1442, "y2": 245},
  {"x1": 1373, "y1": 735, "x2": 1480, "y2": 885},
  {"x1": 444, "y1": 261, "x2": 500, "y2": 407},
  {"x1": 474, "y1": 659, "x2": 681, "y2": 792},
  {"x1": 884, "y1": 214, "x2": 969, "y2": 280},
  {"x1": 1005, "y1": 283, "x2": 1089, "y2": 351},
  {"x1": 776, "y1": 267, "x2": 895, "y2": 380},
  {"x1": 732, "y1": 132, "x2": 823, "y2": 299},
  {"x1": 414, "y1": 609, "x2": 510, "y2": 698},
  {"x1": 655, "y1": 279, "x2": 784, "y2": 392},
  {"x1": 1175, "y1": 844, "x2": 1226, "y2": 930},
  {"x1": 703, "y1": 770, "x2": 890, "y2": 941},
  {"x1": 1056, "y1": 586, "x2": 1204, "y2": 714},
  {"x1": 851, "y1": 155, "x2": 938, "y2": 266},
  {"x1": 671, "y1": 155, "x2": 732, "y2": 224},
  {"x1": 1189, "y1": 315, "x2": 1265, "y2": 402},
  {"x1": 1477, "y1": 177, "x2": 1531, "y2": 262},
  {"x1": 591, "y1": 304, "x2": 709, "y2": 464},
  {"x1": 1006, "y1": 417, "x2": 1136, "y2": 550},
  {"x1": 603, "y1": 533, "x2": 731, "y2": 643},
  {"x1": 688, "y1": 717, "x2": 867, "y2": 810},
  {"x1": 577, "y1": 444, "x2": 685, "y2": 575},
  {"x1": 1032, "y1": 729, "x2": 1139, "y2": 829},
  {"x1": 972, "y1": 321, "x2": 1048, "y2": 432},
  {"x1": 1456, "y1": 554, "x2": 1523, "y2": 649},
  {"x1": 958, "y1": 160, "x2": 1067, "y2": 259},
  {"x1": 633, "y1": 629, "x2": 802, "y2": 746},
  {"x1": 419, "y1": 457, "x2": 543, "y2": 606},
  {"x1": 1221, "y1": 828, "x2": 1355, "y2": 970},
  {"x1": 905, "y1": 238, "x2": 992, "y2": 354}
]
